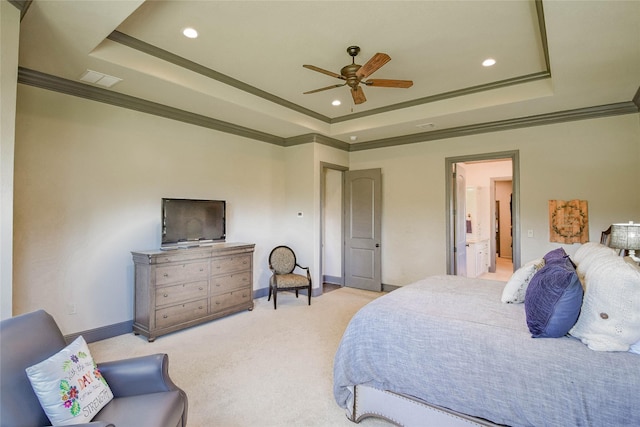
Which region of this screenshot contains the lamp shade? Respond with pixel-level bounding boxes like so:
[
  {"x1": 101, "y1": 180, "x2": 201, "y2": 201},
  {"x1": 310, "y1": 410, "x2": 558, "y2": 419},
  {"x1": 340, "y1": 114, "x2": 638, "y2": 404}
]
[{"x1": 609, "y1": 222, "x2": 640, "y2": 250}]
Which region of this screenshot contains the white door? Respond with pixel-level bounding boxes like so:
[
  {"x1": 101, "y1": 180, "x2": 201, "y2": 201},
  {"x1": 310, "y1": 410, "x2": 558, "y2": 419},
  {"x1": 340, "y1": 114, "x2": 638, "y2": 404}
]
[{"x1": 344, "y1": 169, "x2": 382, "y2": 291}]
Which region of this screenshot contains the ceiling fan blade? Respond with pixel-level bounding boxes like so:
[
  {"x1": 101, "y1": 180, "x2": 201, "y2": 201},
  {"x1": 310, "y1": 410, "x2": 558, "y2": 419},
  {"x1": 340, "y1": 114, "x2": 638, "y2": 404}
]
[
  {"x1": 303, "y1": 83, "x2": 346, "y2": 94},
  {"x1": 364, "y1": 79, "x2": 413, "y2": 88},
  {"x1": 351, "y1": 86, "x2": 366, "y2": 104},
  {"x1": 356, "y1": 53, "x2": 391, "y2": 78},
  {"x1": 303, "y1": 64, "x2": 345, "y2": 80}
]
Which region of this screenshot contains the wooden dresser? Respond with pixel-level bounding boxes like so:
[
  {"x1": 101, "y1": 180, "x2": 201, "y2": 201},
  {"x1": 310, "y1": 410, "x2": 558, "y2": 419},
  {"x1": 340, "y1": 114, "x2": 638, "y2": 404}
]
[{"x1": 132, "y1": 242, "x2": 254, "y2": 341}]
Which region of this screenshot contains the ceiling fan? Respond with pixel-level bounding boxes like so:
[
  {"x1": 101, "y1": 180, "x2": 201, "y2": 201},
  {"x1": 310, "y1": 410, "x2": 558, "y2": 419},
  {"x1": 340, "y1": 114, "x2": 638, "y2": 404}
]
[{"x1": 303, "y1": 46, "x2": 413, "y2": 105}]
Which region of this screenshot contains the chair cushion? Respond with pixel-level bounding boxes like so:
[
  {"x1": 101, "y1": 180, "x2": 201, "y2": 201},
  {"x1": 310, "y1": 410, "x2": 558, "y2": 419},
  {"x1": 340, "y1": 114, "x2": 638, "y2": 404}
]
[
  {"x1": 270, "y1": 247, "x2": 295, "y2": 274},
  {"x1": 274, "y1": 273, "x2": 309, "y2": 288},
  {"x1": 93, "y1": 391, "x2": 185, "y2": 427}
]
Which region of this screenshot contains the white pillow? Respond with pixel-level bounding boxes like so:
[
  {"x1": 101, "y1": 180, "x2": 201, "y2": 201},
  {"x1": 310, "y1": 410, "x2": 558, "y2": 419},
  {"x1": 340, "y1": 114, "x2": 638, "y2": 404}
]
[
  {"x1": 574, "y1": 241, "x2": 608, "y2": 265},
  {"x1": 501, "y1": 258, "x2": 545, "y2": 303},
  {"x1": 25, "y1": 336, "x2": 113, "y2": 425},
  {"x1": 630, "y1": 340, "x2": 640, "y2": 355},
  {"x1": 575, "y1": 243, "x2": 617, "y2": 281},
  {"x1": 569, "y1": 255, "x2": 640, "y2": 351}
]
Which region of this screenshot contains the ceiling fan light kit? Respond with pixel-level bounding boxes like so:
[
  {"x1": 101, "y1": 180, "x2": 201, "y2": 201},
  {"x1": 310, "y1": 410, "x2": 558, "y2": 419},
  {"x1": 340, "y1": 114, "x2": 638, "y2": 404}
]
[{"x1": 303, "y1": 46, "x2": 413, "y2": 105}]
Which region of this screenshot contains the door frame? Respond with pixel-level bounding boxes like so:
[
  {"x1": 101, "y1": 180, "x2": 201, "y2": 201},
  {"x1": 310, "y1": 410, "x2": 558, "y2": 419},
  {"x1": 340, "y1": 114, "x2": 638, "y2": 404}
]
[
  {"x1": 320, "y1": 162, "x2": 348, "y2": 294},
  {"x1": 445, "y1": 150, "x2": 520, "y2": 275}
]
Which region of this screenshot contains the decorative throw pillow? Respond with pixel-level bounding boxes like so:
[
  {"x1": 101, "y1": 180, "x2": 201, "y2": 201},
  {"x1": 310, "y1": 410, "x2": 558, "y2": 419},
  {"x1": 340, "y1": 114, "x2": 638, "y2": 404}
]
[
  {"x1": 570, "y1": 255, "x2": 640, "y2": 351},
  {"x1": 543, "y1": 247, "x2": 568, "y2": 263},
  {"x1": 575, "y1": 243, "x2": 617, "y2": 282},
  {"x1": 525, "y1": 257, "x2": 584, "y2": 338},
  {"x1": 501, "y1": 258, "x2": 545, "y2": 303},
  {"x1": 25, "y1": 336, "x2": 113, "y2": 425},
  {"x1": 573, "y1": 242, "x2": 609, "y2": 265}
]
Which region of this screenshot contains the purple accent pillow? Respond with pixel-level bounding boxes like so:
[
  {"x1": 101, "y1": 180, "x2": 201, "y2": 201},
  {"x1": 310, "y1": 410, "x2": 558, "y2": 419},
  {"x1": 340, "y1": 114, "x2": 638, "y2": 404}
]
[
  {"x1": 525, "y1": 257, "x2": 583, "y2": 338},
  {"x1": 543, "y1": 247, "x2": 568, "y2": 263}
]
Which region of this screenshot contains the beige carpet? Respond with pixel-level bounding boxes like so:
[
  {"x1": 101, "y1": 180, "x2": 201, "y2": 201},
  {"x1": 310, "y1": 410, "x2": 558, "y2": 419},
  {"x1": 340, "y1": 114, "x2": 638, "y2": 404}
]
[{"x1": 89, "y1": 287, "x2": 392, "y2": 427}]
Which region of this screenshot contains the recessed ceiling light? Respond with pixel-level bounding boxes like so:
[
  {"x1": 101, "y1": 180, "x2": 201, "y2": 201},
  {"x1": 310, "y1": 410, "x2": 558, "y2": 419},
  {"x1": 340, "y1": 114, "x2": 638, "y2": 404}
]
[
  {"x1": 482, "y1": 58, "x2": 496, "y2": 67},
  {"x1": 332, "y1": 100, "x2": 341, "y2": 106},
  {"x1": 183, "y1": 27, "x2": 198, "y2": 39}
]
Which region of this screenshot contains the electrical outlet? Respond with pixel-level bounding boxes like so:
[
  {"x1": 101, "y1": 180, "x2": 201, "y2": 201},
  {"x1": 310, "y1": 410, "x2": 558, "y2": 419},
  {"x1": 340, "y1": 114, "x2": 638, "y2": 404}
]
[
  {"x1": 527, "y1": 229, "x2": 534, "y2": 238},
  {"x1": 297, "y1": 212, "x2": 303, "y2": 218},
  {"x1": 67, "y1": 303, "x2": 77, "y2": 315}
]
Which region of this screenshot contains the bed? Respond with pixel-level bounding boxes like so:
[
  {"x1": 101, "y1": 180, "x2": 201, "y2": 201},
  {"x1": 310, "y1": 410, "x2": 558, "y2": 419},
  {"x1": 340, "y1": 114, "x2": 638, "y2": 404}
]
[{"x1": 333, "y1": 244, "x2": 640, "y2": 426}]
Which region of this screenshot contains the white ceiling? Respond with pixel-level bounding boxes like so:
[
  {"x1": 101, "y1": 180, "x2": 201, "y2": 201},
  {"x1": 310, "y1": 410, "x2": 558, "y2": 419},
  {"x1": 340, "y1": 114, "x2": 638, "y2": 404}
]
[{"x1": 17, "y1": 0, "x2": 640, "y2": 145}]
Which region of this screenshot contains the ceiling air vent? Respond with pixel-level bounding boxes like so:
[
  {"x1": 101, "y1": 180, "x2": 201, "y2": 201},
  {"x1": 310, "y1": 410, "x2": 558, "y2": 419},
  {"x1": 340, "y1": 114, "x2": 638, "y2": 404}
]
[{"x1": 79, "y1": 70, "x2": 122, "y2": 88}]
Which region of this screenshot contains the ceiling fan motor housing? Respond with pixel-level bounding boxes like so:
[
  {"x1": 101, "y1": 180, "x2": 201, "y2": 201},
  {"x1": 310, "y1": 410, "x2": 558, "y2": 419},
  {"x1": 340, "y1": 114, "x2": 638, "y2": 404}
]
[{"x1": 341, "y1": 63, "x2": 362, "y2": 88}]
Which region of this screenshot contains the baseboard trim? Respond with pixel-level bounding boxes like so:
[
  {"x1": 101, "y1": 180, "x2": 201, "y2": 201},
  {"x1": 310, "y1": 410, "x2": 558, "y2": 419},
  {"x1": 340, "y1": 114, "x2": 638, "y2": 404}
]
[
  {"x1": 65, "y1": 320, "x2": 133, "y2": 344},
  {"x1": 382, "y1": 283, "x2": 400, "y2": 292},
  {"x1": 323, "y1": 275, "x2": 343, "y2": 285}
]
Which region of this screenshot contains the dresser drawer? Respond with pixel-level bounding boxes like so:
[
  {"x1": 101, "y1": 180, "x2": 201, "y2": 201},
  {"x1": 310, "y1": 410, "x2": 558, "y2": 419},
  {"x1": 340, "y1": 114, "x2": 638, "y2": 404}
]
[
  {"x1": 211, "y1": 255, "x2": 251, "y2": 275},
  {"x1": 156, "y1": 280, "x2": 208, "y2": 306},
  {"x1": 155, "y1": 299, "x2": 207, "y2": 329},
  {"x1": 210, "y1": 271, "x2": 251, "y2": 294},
  {"x1": 153, "y1": 251, "x2": 211, "y2": 265},
  {"x1": 210, "y1": 289, "x2": 251, "y2": 312},
  {"x1": 156, "y1": 261, "x2": 208, "y2": 286}
]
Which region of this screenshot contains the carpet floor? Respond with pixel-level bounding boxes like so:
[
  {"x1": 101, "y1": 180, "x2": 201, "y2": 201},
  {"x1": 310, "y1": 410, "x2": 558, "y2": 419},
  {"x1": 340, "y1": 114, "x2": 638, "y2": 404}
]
[{"x1": 89, "y1": 287, "x2": 392, "y2": 427}]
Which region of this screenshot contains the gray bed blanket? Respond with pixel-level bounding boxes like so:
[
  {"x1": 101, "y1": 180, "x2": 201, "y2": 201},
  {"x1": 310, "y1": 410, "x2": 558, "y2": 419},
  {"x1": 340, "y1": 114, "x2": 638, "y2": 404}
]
[{"x1": 333, "y1": 275, "x2": 640, "y2": 426}]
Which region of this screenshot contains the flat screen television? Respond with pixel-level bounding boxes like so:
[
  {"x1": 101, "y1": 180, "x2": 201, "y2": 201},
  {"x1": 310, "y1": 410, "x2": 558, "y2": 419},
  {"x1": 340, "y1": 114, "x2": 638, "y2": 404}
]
[{"x1": 161, "y1": 198, "x2": 226, "y2": 248}]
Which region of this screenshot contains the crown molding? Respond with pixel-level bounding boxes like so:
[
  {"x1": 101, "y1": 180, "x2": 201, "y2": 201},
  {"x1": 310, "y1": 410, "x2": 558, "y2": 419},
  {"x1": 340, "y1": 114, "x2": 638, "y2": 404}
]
[
  {"x1": 106, "y1": 30, "x2": 330, "y2": 124},
  {"x1": 7, "y1": 0, "x2": 31, "y2": 20},
  {"x1": 18, "y1": 67, "x2": 285, "y2": 146},
  {"x1": 331, "y1": 72, "x2": 550, "y2": 123},
  {"x1": 348, "y1": 101, "x2": 640, "y2": 152},
  {"x1": 284, "y1": 133, "x2": 349, "y2": 151},
  {"x1": 18, "y1": 68, "x2": 639, "y2": 154}
]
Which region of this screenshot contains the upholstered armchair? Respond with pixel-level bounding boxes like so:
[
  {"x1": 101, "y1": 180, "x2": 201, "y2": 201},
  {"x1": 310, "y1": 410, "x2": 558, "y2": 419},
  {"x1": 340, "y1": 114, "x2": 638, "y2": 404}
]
[
  {"x1": 268, "y1": 245, "x2": 312, "y2": 309},
  {"x1": 0, "y1": 310, "x2": 188, "y2": 427}
]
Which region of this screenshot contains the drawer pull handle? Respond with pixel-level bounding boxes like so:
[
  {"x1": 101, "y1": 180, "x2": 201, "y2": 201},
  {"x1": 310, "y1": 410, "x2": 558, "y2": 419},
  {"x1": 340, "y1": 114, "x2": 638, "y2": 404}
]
[
  {"x1": 163, "y1": 273, "x2": 169, "y2": 278},
  {"x1": 163, "y1": 315, "x2": 168, "y2": 319},
  {"x1": 215, "y1": 301, "x2": 220, "y2": 305},
  {"x1": 199, "y1": 287, "x2": 203, "y2": 290},
  {"x1": 199, "y1": 306, "x2": 203, "y2": 310},
  {"x1": 216, "y1": 266, "x2": 221, "y2": 269},
  {"x1": 163, "y1": 293, "x2": 168, "y2": 297}
]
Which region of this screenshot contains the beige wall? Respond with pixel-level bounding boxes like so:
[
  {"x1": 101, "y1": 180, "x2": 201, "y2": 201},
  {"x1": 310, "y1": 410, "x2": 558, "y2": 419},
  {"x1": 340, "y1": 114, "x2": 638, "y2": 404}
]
[
  {"x1": 11, "y1": 81, "x2": 640, "y2": 335},
  {"x1": 14, "y1": 85, "x2": 287, "y2": 333},
  {"x1": 349, "y1": 114, "x2": 640, "y2": 285}
]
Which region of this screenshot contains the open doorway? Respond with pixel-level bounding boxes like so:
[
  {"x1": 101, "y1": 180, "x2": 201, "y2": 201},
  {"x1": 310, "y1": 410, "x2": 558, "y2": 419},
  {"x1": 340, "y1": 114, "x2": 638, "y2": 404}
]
[
  {"x1": 320, "y1": 163, "x2": 347, "y2": 294},
  {"x1": 445, "y1": 151, "x2": 520, "y2": 277}
]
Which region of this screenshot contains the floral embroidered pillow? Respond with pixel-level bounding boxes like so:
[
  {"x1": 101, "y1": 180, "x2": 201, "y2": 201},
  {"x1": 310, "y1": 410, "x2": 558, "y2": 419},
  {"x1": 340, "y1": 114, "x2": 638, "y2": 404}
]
[{"x1": 25, "y1": 336, "x2": 113, "y2": 425}]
